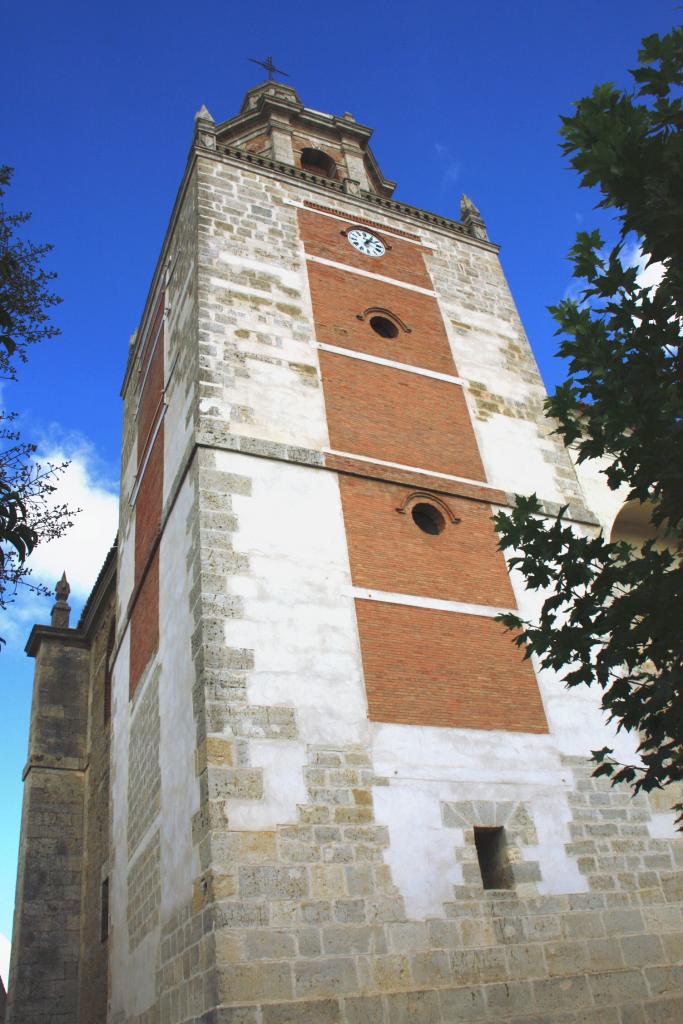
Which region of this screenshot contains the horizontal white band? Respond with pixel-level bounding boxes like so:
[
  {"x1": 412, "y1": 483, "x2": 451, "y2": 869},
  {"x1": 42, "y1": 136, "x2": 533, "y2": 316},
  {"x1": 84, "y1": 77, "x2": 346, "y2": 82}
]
[
  {"x1": 324, "y1": 448, "x2": 500, "y2": 493},
  {"x1": 347, "y1": 586, "x2": 514, "y2": 618},
  {"x1": 306, "y1": 253, "x2": 437, "y2": 296},
  {"x1": 315, "y1": 342, "x2": 466, "y2": 386}
]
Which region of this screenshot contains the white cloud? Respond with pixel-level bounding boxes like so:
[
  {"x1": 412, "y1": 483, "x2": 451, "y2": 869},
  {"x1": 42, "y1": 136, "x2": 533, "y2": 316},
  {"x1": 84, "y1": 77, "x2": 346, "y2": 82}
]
[
  {"x1": 623, "y1": 240, "x2": 665, "y2": 291},
  {"x1": 1, "y1": 434, "x2": 118, "y2": 644},
  {"x1": 25, "y1": 438, "x2": 118, "y2": 600},
  {"x1": 0, "y1": 931, "x2": 10, "y2": 989}
]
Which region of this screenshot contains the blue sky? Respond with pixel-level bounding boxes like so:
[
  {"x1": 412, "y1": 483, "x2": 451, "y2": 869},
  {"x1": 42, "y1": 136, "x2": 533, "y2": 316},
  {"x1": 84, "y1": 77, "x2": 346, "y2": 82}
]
[{"x1": 0, "y1": 0, "x2": 678, "y2": 972}]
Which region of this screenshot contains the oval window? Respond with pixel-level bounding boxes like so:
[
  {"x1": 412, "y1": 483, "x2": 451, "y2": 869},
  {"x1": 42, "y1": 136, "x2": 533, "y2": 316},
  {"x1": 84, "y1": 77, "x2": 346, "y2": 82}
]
[
  {"x1": 411, "y1": 503, "x2": 446, "y2": 535},
  {"x1": 369, "y1": 315, "x2": 399, "y2": 339}
]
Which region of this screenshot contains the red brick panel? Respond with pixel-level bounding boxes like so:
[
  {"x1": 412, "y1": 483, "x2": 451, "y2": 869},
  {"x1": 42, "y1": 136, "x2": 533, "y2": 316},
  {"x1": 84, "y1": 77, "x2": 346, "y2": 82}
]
[
  {"x1": 298, "y1": 208, "x2": 432, "y2": 289},
  {"x1": 137, "y1": 334, "x2": 164, "y2": 468},
  {"x1": 319, "y1": 351, "x2": 486, "y2": 480},
  {"x1": 129, "y1": 549, "x2": 160, "y2": 698},
  {"x1": 355, "y1": 600, "x2": 548, "y2": 733},
  {"x1": 134, "y1": 424, "x2": 164, "y2": 585},
  {"x1": 308, "y1": 262, "x2": 456, "y2": 375},
  {"x1": 338, "y1": 476, "x2": 516, "y2": 608}
]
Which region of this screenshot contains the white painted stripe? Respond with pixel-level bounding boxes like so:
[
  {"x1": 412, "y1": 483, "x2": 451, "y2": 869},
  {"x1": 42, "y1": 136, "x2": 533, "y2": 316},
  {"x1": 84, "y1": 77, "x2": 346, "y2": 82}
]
[
  {"x1": 316, "y1": 342, "x2": 466, "y2": 386},
  {"x1": 347, "y1": 586, "x2": 514, "y2": 618},
  {"x1": 129, "y1": 405, "x2": 167, "y2": 508},
  {"x1": 305, "y1": 253, "x2": 437, "y2": 296},
  {"x1": 283, "y1": 198, "x2": 434, "y2": 248},
  {"x1": 324, "y1": 448, "x2": 502, "y2": 493},
  {"x1": 134, "y1": 313, "x2": 165, "y2": 420}
]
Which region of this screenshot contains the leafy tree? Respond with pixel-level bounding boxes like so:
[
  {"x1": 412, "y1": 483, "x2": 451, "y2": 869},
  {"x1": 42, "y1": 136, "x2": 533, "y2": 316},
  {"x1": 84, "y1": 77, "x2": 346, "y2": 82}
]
[
  {"x1": 494, "y1": 28, "x2": 683, "y2": 817},
  {"x1": 0, "y1": 166, "x2": 74, "y2": 643}
]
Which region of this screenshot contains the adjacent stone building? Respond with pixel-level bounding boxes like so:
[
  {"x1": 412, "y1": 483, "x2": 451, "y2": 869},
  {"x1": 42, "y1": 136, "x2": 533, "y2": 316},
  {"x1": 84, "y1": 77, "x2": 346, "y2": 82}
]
[{"x1": 7, "y1": 79, "x2": 683, "y2": 1023}]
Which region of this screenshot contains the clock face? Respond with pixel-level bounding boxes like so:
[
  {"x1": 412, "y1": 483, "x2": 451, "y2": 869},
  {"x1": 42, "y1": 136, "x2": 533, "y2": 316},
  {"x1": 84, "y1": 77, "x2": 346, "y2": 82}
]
[{"x1": 347, "y1": 228, "x2": 385, "y2": 258}]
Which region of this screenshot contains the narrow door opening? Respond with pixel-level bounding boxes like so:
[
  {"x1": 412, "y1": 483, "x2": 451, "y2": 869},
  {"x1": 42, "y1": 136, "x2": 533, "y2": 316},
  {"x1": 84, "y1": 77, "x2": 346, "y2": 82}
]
[{"x1": 473, "y1": 826, "x2": 514, "y2": 889}]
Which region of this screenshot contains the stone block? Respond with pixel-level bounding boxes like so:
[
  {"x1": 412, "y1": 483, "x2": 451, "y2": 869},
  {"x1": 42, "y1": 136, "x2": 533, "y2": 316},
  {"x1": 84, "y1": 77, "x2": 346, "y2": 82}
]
[
  {"x1": 543, "y1": 939, "x2": 587, "y2": 977},
  {"x1": 345, "y1": 865, "x2": 373, "y2": 896},
  {"x1": 214, "y1": 830, "x2": 277, "y2": 864},
  {"x1": 213, "y1": 901, "x2": 269, "y2": 928},
  {"x1": 485, "y1": 979, "x2": 533, "y2": 1013},
  {"x1": 372, "y1": 954, "x2": 412, "y2": 991},
  {"x1": 261, "y1": 999, "x2": 340, "y2": 1024},
  {"x1": 645, "y1": 965, "x2": 683, "y2": 998},
  {"x1": 621, "y1": 934, "x2": 665, "y2": 968},
  {"x1": 214, "y1": 931, "x2": 245, "y2": 965},
  {"x1": 533, "y1": 974, "x2": 593, "y2": 1012},
  {"x1": 643, "y1": 996, "x2": 683, "y2": 1022},
  {"x1": 439, "y1": 985, "x2": 487, "y2": 1020},
  {"x1": 582, "y1": 938, "x2": 625, "y2": 972},
  {"x1": 310, "y1": 865, "x2": 347, "y2": 899},
  {"x1": 506, "y1": 943, "x2": 545, "y2": 979},
  {"x1": 410, "y1": 950, "x2": 452, "y2": 988},
  {"x1": 451, "y1": 947, "x2": 508, "y2": 985},
  {"x1": 587, "y1": 968, "x2": 649, "y2": 1006},
  {"x1": 342, "y1": 994, "x2": 384, "y2": 1024},
  {"x1": 602, "y1": 908, "x2": 645, "y2": 936},
  {"x1": 334, "y1": 899, "x2": 366, "y2": 924},
  {"x1": 297, "y1": 927, "x2": 322, "y2": 957},
  {"x1": 238, "y1": 866, "x2": 308, "y2": 900},
  {"x1": 300, "y1": 900, "x2": 333, "y2": 924},
  {"x1": 384, "y1": 989, "x2": 442, "y2": 1024},
  {"x1": 322, "y1": 925, "x2": 386, "y2": 955},
  {"x1": 244, "y1": 930, "x2": 297, "y2": 960},
  {"x1": 389, "y1": 922, "x2": 430, "y2": 952},
  {"x1": 195, "y1": 737, "x2": 235, "y2": 774},
  {"x1": 294, "y1": 957, "x2": 358, "y2": 998},
  {"x1": 217, "y1": 961, "x2": 293, "y2": 1002},
  {"x1": 562, "y1": 911, "x2": 605, "y2": 940}
]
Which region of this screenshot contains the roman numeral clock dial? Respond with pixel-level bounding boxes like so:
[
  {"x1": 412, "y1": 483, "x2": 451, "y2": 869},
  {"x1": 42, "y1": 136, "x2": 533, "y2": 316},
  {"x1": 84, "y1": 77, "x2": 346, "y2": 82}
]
[{"x1": 347, "y1": 228, "x2": 385, "y2": 257}]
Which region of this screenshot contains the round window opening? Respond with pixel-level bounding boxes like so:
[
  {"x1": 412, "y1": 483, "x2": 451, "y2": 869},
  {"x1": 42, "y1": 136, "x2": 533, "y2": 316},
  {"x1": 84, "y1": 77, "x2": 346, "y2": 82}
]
[
  {"x1": 411, "y1": 503, "x2": 446, "y2": 535},
  {"x1": 369, "y1": 315, "x2": 399, "y2": 339}
]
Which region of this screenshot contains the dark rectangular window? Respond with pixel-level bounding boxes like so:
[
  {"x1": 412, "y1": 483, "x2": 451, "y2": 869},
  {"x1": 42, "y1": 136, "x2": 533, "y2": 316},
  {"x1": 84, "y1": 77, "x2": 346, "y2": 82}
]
[
  {"x1": 473, "y1": 826, "x2": 513, "y2": 890},
  {"x1": 100, "y1": 877, "x2": 109, "y2": 942}
]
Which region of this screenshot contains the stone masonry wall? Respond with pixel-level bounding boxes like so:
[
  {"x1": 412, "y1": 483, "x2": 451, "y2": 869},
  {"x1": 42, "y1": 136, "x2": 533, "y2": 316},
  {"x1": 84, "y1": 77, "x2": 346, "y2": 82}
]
[{"x1": 6, "y1": 637, "x2": 90, "y2": 1024}]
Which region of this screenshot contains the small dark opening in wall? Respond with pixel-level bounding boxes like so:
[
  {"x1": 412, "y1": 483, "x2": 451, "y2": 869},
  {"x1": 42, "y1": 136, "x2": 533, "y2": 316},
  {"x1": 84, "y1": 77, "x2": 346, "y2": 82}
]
[
  {"x1": 300, "y1": 148, "x2": 337, "y2": 179},
  {"x1": 473, "y1": 827, "x2": 514, "y2": 889},
  {"x1": 104, "y1": 620, "x2": 114, "y2": 725},
  {"x1": 101, "y1": 877, "x2": 109, "y2": 942},
  {"x1": 369, "y1": 315, "x2": 399, "y2": 339},
  {"x1": 411, "y1": 503, "x2": 446, "y2": 535}
]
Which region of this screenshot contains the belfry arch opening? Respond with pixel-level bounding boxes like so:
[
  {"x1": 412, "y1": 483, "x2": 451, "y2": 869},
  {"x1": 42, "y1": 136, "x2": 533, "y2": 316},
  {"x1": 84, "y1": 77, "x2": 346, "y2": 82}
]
[
  {"x1": 609, "y1": 499, "x2": 672, "y2": 550},
  {"x1": 300, "y1": 148, "x2": 337, "y2": 179}
]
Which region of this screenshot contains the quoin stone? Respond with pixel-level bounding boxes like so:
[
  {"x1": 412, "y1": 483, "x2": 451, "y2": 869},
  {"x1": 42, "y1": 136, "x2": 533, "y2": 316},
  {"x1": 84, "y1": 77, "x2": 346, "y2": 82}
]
[{"x1": 6, "y1": 79, "x2": 683, "y2": 1024}]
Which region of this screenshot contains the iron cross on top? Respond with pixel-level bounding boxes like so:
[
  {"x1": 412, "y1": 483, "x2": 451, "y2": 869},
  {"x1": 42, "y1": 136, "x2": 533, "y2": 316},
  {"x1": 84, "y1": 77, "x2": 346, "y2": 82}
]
[{"x1": 249, "y1": 56, "x2": 289, "y2": 81}]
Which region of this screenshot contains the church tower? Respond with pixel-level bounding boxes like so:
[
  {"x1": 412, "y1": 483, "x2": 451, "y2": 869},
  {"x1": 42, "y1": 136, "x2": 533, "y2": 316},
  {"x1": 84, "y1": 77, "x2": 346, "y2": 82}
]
[{"x1": 8, "y1": 78, "x2": 683, "y2": 1023}]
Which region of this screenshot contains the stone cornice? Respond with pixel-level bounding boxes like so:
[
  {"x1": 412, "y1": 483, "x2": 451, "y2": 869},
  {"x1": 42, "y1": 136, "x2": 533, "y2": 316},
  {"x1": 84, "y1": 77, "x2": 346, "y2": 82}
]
[
  {"x1": 22, "y1": 754, "x2": 86, "y2": 781},
  {"x1": 211, "y1": 141, "x2": 498, "y2": 250},
  {"x1": 25, "y1": 624, "x2": 90, "y2": 658}
]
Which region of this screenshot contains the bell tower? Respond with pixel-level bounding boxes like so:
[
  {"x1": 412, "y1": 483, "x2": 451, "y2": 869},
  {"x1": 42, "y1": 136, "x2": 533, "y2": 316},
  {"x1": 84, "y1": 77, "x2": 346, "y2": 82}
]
[{"x1": 8, "y1": 77, "x2": 683, "y2": 1024}]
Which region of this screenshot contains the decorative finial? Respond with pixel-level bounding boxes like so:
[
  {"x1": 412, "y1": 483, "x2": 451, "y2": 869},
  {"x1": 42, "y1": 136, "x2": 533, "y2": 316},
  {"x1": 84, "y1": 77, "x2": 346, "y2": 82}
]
[
  {"x1": 248, "y1": 56, "x2": 289, "y2": 81},
  {"x1": 194, "y1": 104, "x2": 215, "y2": 124},
  {"x1": 460, "y1": 194, "x2": 489, "y2": 241},
  {"x1": 51, "y1": 572, "x2": 71, "y2": 628}
]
